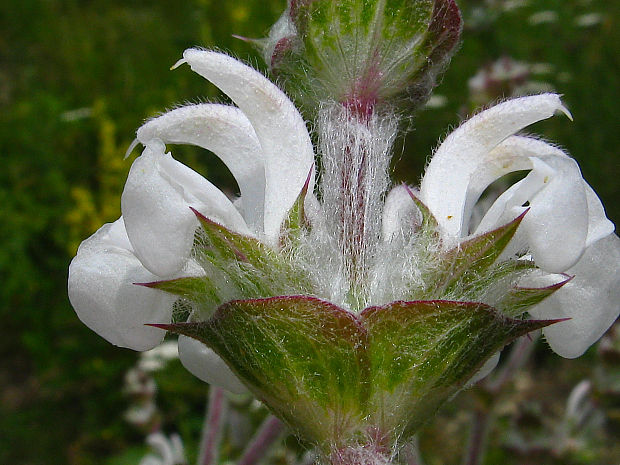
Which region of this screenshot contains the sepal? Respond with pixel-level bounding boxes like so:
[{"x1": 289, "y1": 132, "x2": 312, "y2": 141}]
[
  {"x1": 191, "y1": 207, "x2": 312, "y2": 296},
  {"x1": 151, "y1": 296, "x2": 369, "y2": 448},
  {"x1": 263, "y1": 0, "x2": 463, "y2": 113},
  {"x1": 405, "y1": 185, "x2": 440, "y2": 239},
  {"x1": 280, "y1": 167, "x2": 313, "y2": 249},
  {"x1": 154, "y1": 296, "x2": 558, "y2": 450},
  {"x1": 136, "y1": 277, "x2": 219, "y2": 304},
  {"x1": 430, "y1": 210, "x2": 527, "y2": 295},
  {"x1": 496, "y1": 275, "x2": 573, "y2": 317}
]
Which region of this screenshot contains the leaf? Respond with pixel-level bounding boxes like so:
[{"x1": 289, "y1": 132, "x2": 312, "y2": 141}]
[
  {"x1": 136, "y1": 276, "x2": 218, "y2": 302},
  {"x1": 361, "y1": 299, "x2": 557, "y2": 438},
  {"x1": 280, "y1": 167, "x2": 313, "y2": 249},
  {"x1": 154, "y1": 294, "x2": 560, "y2": 448},
  {"x1": 497, "y1": 275, "x2": 573, "y2": 317},
  {"x1": 156, "y1": 296, "x2": 369, "y2": 448},
  {"x1": 435, "y1": 210, "x2": 528, "y2": 292}
]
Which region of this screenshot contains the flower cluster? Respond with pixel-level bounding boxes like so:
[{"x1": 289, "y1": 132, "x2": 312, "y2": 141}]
[
  {"x1": 68, "y1": 0, "x2": 619, "y2": 461},
  {"x1": 68, "y1": 48, "x2": 619, "y2": 454}
]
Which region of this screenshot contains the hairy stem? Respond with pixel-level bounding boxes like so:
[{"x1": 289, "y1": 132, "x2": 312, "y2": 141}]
[{"x1": 317, "y1": 103, "x2": 398, "y2": 310}]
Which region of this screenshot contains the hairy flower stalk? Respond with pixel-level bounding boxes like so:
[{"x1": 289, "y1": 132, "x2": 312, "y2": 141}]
[
  {"x1": 316, "y1": 104, "x2": 397, "y2": 309},
  {"x1": 68, "y1": 1, "x2": 620, "y2": 464}
]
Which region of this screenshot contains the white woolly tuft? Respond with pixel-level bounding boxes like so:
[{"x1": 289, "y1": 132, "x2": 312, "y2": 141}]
[
  {"x1": 328, "y1": 444, "x2": 393, "y2": 465},
  {"x1": 304, "y1": 104, "x2": 398, "y2": 310},
  {"x1": 175, "y1": 101, "x2": 543, "y2": 318}
]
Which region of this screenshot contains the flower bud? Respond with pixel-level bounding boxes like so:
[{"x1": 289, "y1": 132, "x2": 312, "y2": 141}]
[{"x1": 260, "y1": 0, "x2": 462, "y2": 114}]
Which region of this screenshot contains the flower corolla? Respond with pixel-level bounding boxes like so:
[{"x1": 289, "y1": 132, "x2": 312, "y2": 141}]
[
  {"x1": 418, "y1": 94, "x2": 619, "y2": 358},
  {"x1": 69, "y1": 49, "x2": 315, "y2": 391}
]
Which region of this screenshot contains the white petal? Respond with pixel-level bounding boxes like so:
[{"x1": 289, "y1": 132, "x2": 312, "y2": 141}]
[
  {"x1": 180, "y1": 49, "x2": 315, "y2": 244},
  {"x1": 478, "y1": 156, "x2": 589, "y2": 272},
  {"x1": 121, "y1": 141, "x2": 249, "y2": 276},
  {"x1": 520, "y1": 156, "x2": 588, "y2": 272},
  {"x1": 469, "y1": 137, "x2": 590, "y2": 272},
  {"x1": 68, "y1": 219, "x2": 176, "y2": 351},
  {"x1": 177, "y1": 335, "x2": 248, "y2": 394},
  {"x1": 473, "y1": 137, "x2": 563, "y2": 235},
  {"x1": 137, "y1": 104, "x2": 266, "y2": 232},
  {"x1": 420, "y1": 95, "x2": 570, "y2": 237},
  {"x1": 382, "y1": 185, "x2": 421, "y2": 242},
  {"x1": 530, "y1": 234, "x2": 620, "y2": 358},
  {"x1": 583, "y1": 182, "x2": 615, "y2": 247},
  {"x1": 474, "y1": 162, "x2": 550, "y2": 236}
]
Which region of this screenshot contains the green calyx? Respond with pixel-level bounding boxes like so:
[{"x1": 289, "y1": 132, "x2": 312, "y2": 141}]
[
  {"x1": 143, "y1": 198, "x2": 568, "y2": 456},
  {"x1": 155, "y1": 296, "x2": 560, "y2": 455},
  {"x1": 260, "y1": 0, "x2": 462, "y2": 114},
  {"x1": 142, "y1": 206, "x2": 315, "y2": 319}
]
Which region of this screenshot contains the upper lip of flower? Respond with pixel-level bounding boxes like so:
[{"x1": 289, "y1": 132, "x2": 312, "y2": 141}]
[
  {"x1": 121, "y1": 49, "x2": 316, "y2": 277},
  {"x1": 418, "y1": 93, "x2": 614, "y2": 273},
  {"x1": 68, "y1": 50, "x2": 317, "y2": 358}
]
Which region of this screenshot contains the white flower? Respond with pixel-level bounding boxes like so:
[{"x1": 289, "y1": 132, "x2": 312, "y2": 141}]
[
  {"x1": 68, "y1": 50, "x2": 315, "y2": 391},
  {"x1": 419, "y1": 94, "x2": 619, "y2": 358},
  {"x1": 68, "y1": 218, "x2": 177, "y2": 351},
  {"x1": 139, "y1": 432, "x2": 186, "y2": 465}
]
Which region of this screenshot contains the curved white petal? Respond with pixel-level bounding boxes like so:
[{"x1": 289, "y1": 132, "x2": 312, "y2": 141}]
[
  {"x1": 382, "y1": 185, "x2": 421, "y2": 242},
  {"x1": 530, "y1": 234, "x2": 620, "y2": 358},
  {"x1": 121, "y1": 140, "x2": 249, "y2": 276},
  {"x1": 420, "y1": 94, "x2": 570, "y2": 237},
  {"x1": 68, "y1": 219, "x2": 176, "y2": 351},
  {"x1": 137, "y1": 104, "x2": 266, "y2": 232},
  {"x1": 180, "y1": 49, "x2": 315, "y2": 244},
  {"x1": 521, "y1": 156, "x2": 588, "y2": 272},
  {"x1": 474, "y1": 164, "x2": 549, "y2": 237},
  {"x1": 477, "y1": 156, "x2": 588, "y2": 272},
  {"x1": 583, "y1": 182, "x2": 615, "y2": 247},
  {"x1": 473, "y1": 137, "x2": 566, "y2": 235},
  {"x1": 464, "y1": 135, "x2": 592, "y2": 272},
  {"x1": 177, "y1": 335, "x2": 248, "y2": 394}
]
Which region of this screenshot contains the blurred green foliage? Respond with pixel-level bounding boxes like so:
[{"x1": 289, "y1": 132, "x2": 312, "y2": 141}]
[{"x1": 0, "y1": 0, "x2": 617, "y2": 464}]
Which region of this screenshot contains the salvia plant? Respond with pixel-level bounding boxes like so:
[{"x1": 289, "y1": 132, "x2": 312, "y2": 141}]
[{"x1": 68, "y1": 1, "x2": 619, "y2": 463}]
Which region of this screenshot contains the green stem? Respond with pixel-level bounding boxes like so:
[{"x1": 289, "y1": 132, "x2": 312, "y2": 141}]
[{"x1": 197, "y1": 387, "x2": 227, "y2": 465}]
